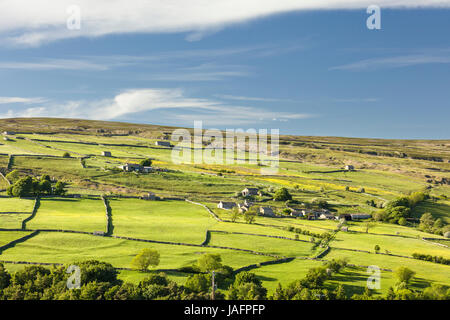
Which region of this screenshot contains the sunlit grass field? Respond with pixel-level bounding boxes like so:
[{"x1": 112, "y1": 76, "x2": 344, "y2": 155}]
[
  {"x1": 27, "y1": 198, "x2": 106, "y2": 233},
  {"x1": 110, "y1": 199, "x2": 216, "y2": 244},
  {"x1": 0, "y1": 232, "x2": 272, "y2": 270}
]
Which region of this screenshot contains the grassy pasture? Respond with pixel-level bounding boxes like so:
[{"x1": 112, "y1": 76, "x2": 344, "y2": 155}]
[
  {"x1": 209, "y1": 232, "x2": 317, "y2": 257},
  {"x1": 27, "y1": 198, "x2": 106, "y2": 233},
  {"x1": 326, "y1": 249, "x2": 450, "y2": 287},
  {"x1": 0, "y1": 138, "x2": 65, "y2": 156},
  {"x1": 345, "y1": 221, "x2": 446, "y2": 238},
  {"x1": 252, "y1": 258, "x2": 325, "y2": 293},
  {"x1": 0, "y1": 197, "x2": 34, "y2": 229},
  {"x1": 332, "y1": 231, "x2": 450, "y2": 259},
  {"x1": 98, "y1": 171, "x2": 247, "y2": 200},
  {"x1": 0, "y1": 197, "x2": 34, "y2": 213},
  {"x1": 0, "y1": 231, "x2": 32, "y2": 247},
  {"x1": 0, "y1": 214, "x2": 30, "y2": 229},
  {"x1": 250, "y1": 258, "x2": 417, "y2": 297},
  {"x1": 109, "y1": 199, "x2": 216, "y2": 244},
  {"x1": 0, "y1": 232, "x2": 273, "y2": 269},
  {"x1": 13, "y1": 156, "x2": 82, "y2": 174},
  {"x1": 209, "y1": 221, "x2": 311, "y2": 241}
]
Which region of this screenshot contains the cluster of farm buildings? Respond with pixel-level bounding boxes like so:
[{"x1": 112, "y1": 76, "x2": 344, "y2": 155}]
[{"x1": 218, "y1": 187, "x2": 371, "y2": 221}]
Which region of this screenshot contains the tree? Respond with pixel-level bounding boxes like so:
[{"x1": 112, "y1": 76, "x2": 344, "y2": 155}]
[
  {"x1": 334, "y1": 284, "x2": 346, "y2": 300},
  {"x1": 234, "y1": 272, "x2": 262, "y2": 286},
  {"x1": 374, "y1": 245, "x2": 380, "y2": 254},
  {"x1": 230, "y1": 207, "x2": 240, "y2": 223},
  {"x1": 273, "y1": 188, "x2": 292, "y2": 201},
  {"x1": 422, "y1": 283, "x2": 450, "y2": 300},
  {"x1": 184, "y1": 274, "x2": 210, "y2": 293},
  {"x1": 54, "y1": 181, "x2": 66, "y2": 196},
  {"x1": 243, "y1": 211, "x2": 256, "y2": 224},
  {"x1": 5, "y1": 170, "x2": 20, "y2": 184},
  {"x1": 394, "y1": 267, "x2": 415, "y2": 284},
  {"x1": 433, "y1": 218, "x2": 444, "y2": 229},
  {"x1": 197, "y1": 254, "x2": 222, "y2": 272},
  {"x1": 311, "y1": 198, "x2": 328, "y2": 209},
  {"x1": 227, "y1": 272, "x2": 267, "y2": 300},
  {"x1": 398, "y1": 217, "x2": 407, "y2": 226},
  {"x1": 0, "y1": 263, "x2": 11, "y2": 290},
  {"x1": 131, "y1": 249, "x2": 160, "y2": 272},
  {"x1": 408, "y1": 191, "x2": 427, "y2": 208},
  {"x1": 325, "y1": 259, "x2": 347, "y2": 273},
  {"x1": 303, "y1": 267, "x2": 329, "y2": 288},
  {"x1": 364, "y1": 222, "x2": 375, "y2": 233},
  {"x1": 39, "y1": 180, "x2": 52, "y2": 194},
  {"x1": 7, "y1": 176, "x2": 34, "y2": 197},
  {"x1": 227, "y1": 282, "x2": 267, "y2": 300},
  {"x1": 419, "y1": 212, "x2": 434, "y2": 232},
  {"x1": 139, "y1": 158, "x2": 152, "y2": 167},
  {"x1": 41, "y1": 174, "x2": 51, "y2": 182},
  {"x1": 75, "y1": 260, "x2": 119, "y2": 285},
  {"x1": 62, "y1": 152, "x2": 71, "y2": 158}
]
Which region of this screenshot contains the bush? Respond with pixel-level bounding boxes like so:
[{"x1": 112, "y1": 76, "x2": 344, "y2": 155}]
[
  {"x1": 131, "y1": 249, "x2": 160, "y2": 271},
  {"x1": 273, "y1": 188, "x2": 292, "y2": 201},
  {"x1": 139, "y1": 158, "x2": 152, "y2": 166},
  {"x1": 62, "y1": 152, "x2": 71, "y2": 158},
  {"x1": 412, "y1": 253, "x2": 450, "y2": 265},
  {"x1": 197, "y1": 254, "x2": 222, "y2": 272},
  {"x1": 185, "y1": 274, "x2": 210, "y2": 293},
  {"x1": 394, "y1": 267, "x2": 415, "y2": 284}
]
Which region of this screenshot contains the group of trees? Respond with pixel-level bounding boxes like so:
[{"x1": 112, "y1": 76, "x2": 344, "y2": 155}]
[
  {"x1": 412, "y1": 253, "x2": 450, "y2": 265},
  {"x1": 272, "y1": 259, "x2": 348, "y2": 300},
  {"x1": 418, "y1": 212, "x2": 450, "y2": 236},
  {"x1": 228, "y1": 206, "x2": 257, "y2": 224},
  {"x1": 371, "y1": 191, "x2": 449, "y2": 236},
  {"x1": 273, "y1": 188, "x2": 292, "y2": 202},
  {"x1": 373, "y1": 191, "x2": 428, "y2": 225},
  {"x1": 139, "y1": 158, "x2": 152, "y2": 167},
  {"x1": 6, "y1": 171, "x2": 66, "y2": 197},
  {"x1": 285, "y1": 226, "x2": 328, "y2": 240}
]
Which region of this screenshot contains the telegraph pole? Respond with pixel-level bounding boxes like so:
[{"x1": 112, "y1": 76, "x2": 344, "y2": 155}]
[{"x1": 211, "y1": 271, "x2": 216, "y2": 300}]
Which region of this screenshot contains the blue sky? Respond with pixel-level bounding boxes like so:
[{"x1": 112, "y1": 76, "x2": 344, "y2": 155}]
[{"x1": 0, "y1": 1, "x2": 449, "y2": 139}]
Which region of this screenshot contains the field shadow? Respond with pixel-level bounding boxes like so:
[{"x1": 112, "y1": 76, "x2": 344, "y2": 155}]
[{"x1": 255, "y1": 275, "x2": 277, "y2": 282}]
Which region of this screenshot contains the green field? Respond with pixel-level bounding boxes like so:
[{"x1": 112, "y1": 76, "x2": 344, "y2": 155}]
[
  {"x1": 0, "y1": 118, "x2": 449, "y2": 299},
  {"x1": 0, "y1": 231, "x2": 272, "y2": 270},
  {"x1": 0, "y1": 231, "x2": 32, "y2": 247},
  {"x1": 27, "y1": 198, "x2": 106, "y2": 232},
  {"x1": 110, "y1": 199, "x2": 216, "y2": 244}
]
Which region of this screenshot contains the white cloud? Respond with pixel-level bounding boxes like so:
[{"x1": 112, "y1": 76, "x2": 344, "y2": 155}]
[
  {"x1": 0, "y1": 47, "x2": 268, "y2": 72},
  {"x1": 0, "y1": 97, "x2": 48, "y2": 104},
  {"x1": 330, "y1": 54, "x2": 450, "y2": 71},
  {"x1": 1, "y1": 1, "x2": 449, "y2": 46},
  {"x1": 0, "y1": 59, "x2": 109, "y2": 71},
  {"x1": 0, "y1": 88, "x2": 313, "y2": 125}
]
